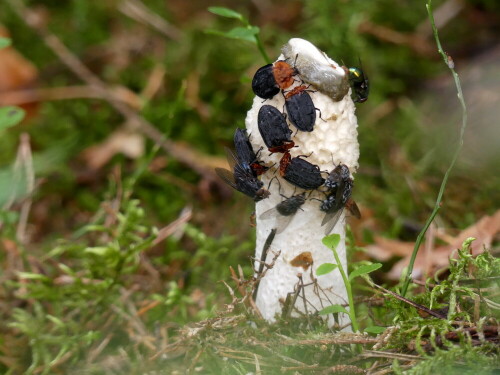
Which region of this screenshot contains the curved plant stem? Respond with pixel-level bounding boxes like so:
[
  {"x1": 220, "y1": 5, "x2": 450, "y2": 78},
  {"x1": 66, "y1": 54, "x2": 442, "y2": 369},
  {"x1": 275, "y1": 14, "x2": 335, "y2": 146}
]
[
  {"x1": 254, "y1": 34, "x2": 271, "y2": 64},
  {"x1": 401, "y1": 0, "x2": 468, "y2": 297},
  {"x1": 331, "y1": 246, "x2": 359, "y2": 332}
]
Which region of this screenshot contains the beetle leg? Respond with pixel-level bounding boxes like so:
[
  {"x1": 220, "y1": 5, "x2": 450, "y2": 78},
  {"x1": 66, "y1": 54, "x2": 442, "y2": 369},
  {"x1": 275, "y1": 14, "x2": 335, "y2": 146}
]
[
  {"x1": 267, "y1": 175, "x2": 280, "y2": 191},
  {"x1": 316, "y1": 107, "x2": 326, "y2": 122}
]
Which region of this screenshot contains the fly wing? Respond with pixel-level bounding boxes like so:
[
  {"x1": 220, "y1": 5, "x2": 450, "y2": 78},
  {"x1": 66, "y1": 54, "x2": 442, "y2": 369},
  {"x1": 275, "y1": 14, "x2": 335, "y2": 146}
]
[
  {"x1": 346, "y1": 199, "x2": 361, "y2": 219},
  {"x1": 259, "y1": 205, "x2": 294, "y2": 234},
  {"x1": 224, "y1": 147, "x2": 239, "y2": 171},
  {"x1": 275, "y1": 214, "x2": 294, "y2": 234},
  {"x1": 215, "y1": 168, "x2": 238, "y2": 190},
  {"x1": 226, "y1": 146, "x2": 255, "y2": 178},
  {"x1": 322, "y1": 208, "x2": 344, "y2": 235},
  {"x1": 259, "y1": 206, "x2": 280, "y2": 220}
]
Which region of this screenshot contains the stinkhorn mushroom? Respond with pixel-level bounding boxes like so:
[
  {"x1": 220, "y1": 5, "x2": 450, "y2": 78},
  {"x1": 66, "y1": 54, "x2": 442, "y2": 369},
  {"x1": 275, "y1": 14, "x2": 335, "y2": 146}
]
[{"x1": 246, "y1": 38, "x2": 360, "y2": 327}]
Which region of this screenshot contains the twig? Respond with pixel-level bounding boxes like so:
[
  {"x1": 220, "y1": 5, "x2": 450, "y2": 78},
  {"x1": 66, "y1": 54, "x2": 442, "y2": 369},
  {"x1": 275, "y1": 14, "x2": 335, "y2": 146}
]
[
  {"x1": 371, "y1": 282, "x2": 447, "y2": 319},
  {"x1": 10, "y1": 133, "x2": 35, "y2": 244},
  {"x1": 86, "y1": 333, "x2": 113, "y2": 363},
  {"x1": 282, "y1": 279, "x2": 302, "y2": 320},
  {"x1": 280, "y1": 335, "x2": 378, "y2": 346},
  {"x1": 401, "y1": 0, "x2": 468, "y2": 296},
  {"x1": 118, "y1": 0, "x2": 182, "y2": 41},
  {"x1": 0, "y1": 85, "x2": 142, "y2": 108},
  {"x1": 186, "y1": 347, "x2": 204, "y2": 374},
  {"x1": 361, "y1": 350, "x2": 423, "y2": 361},
  {"x1": 254, "y1": 353, "x2": 262, "y2": 375},
  {"x1": 152, "y1": 206, "x2": 192, "y2": 246},
  {"x1": 280, "y1": 364, "x2": 321, "y2": 371},
  {"x1": 252, "y1": 228, "x2": 277, "y2": 300}
]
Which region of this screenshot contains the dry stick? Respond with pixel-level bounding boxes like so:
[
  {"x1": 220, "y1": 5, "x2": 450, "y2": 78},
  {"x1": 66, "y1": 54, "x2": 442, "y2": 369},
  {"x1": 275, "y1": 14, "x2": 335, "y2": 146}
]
[
  {"x1": 7, "y1": 0, "x2": 224, "y2": 188},
  {"x1": 15, "y1": 134, "x2": 34, "y2": 244},
  {"x1": 252, "y1": 228, "x2": 277, "y2": 301},
  {"x1": 4, "y1": 133, "x2": 35, "y2": 244},
  {"x1": 361, "y1": 350, "x2": 423, "y2": 361},
  {"x1": 152, "y1": 206, "x2": 192, "y2": 246},
  {"x1": 280, "y1": 335, "x2": 378, "y2": 346},
  {"x1": 282, "y1": 280, "x2": 302, "y2": 320},
  {"x1": 401, "y1": 0, "x2": 468, "y2": 297},
  {"x1": 118, "y1": 0, "x2": 183, "y2": 41},
  {"x1": 372, "y1": 283, "x2": 447, "y2": 319},
  {"x1": 0, "y1": 86, "x2": 137, "y2": 106},
  {"x1": 297, "y1": 274, "x2": 314, "y2": 327}
]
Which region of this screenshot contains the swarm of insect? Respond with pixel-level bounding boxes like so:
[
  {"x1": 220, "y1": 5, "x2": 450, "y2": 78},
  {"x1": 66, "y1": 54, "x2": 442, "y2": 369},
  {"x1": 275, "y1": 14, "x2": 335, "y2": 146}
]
[
  {"x1": 241, "y1": 38, "x2": 361, "y2": 326},
  {"x1": 217, "y1": 38, "x2": 363, "y2": 239}
]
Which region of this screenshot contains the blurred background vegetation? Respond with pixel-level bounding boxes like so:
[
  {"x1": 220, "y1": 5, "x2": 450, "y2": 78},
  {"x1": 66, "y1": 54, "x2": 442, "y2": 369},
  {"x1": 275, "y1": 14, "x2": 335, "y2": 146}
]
[{"x1": 0, "y1": 0, "x2": 499, "y2": 373}]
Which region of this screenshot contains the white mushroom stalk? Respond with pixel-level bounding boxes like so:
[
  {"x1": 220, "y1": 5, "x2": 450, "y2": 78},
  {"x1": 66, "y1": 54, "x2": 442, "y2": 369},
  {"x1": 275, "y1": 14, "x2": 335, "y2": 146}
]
[{"x1": 246, "y1": 38, "x2": 360, "y2": 327}]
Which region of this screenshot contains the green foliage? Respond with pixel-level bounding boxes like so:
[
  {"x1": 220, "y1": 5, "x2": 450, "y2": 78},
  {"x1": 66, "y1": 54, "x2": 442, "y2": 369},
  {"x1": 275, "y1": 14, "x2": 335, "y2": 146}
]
[
  {"x1": 0, "y1": 106, "x2": 25, "y2": 131},
  {"x1": 207, "y1": 7, "x2": 246, "y2": 21},
  {"x1": 0, "y1": 36, "x2": 11, "y2": 48},
  {"x1": 349, "y1": 262, "x2": 382, "y2": 282},
  {"x1": 428, "y1": 238, "x2": 500, "y2": 319},
  {"x1": 364, "y1": 325, "x2": 386, "y2": 334},
  {"x1": 321, "y1": 234, "x2": 359, "y2": 331},
  {"x1": 402, "y1": 343, "x2": 499, "y2": 375},
  {"x1": 206, "y1": 6, "x2": 270, "y2": 63},
  {"x1": 319, "y1": 234, "x2": 382, "y2": 331},
  {"x1": 319, "y1": 304, "x2": 348, "y2": 315},
  {"x1": 5, "y1": 194, "x2": 155, "y2": 372},
  {"x1": 316, "y1": 262, "x2": 337, "y2": 275}
]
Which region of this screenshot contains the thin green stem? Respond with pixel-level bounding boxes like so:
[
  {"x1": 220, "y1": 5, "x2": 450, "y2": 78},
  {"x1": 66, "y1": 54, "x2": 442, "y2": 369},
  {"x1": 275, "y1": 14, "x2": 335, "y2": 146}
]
[
  {"x1": 331, "y1": 246, "x2": 359, "y2": 332},
  {"x1": 401, "y1": 0, "x2": 468, "y2": 296},
  {"x1": 254, "y1": 34, "x2": 271, "y2": 64}
]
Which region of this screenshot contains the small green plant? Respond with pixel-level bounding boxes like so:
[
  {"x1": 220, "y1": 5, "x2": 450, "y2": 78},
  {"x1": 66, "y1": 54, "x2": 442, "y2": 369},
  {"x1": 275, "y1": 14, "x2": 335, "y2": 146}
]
[
  {"x1": 206, "y1": 6, "x2": 271, "y2": 63},
  {"x1": 428, "y1": 237, "x2": 500, "y2": 320},
  {"x1": 7, "y1": 194, "x2": 158, "y2": 374},
  {"x1": 317, "y1": 234, "x2": 381, "y2": 332}
]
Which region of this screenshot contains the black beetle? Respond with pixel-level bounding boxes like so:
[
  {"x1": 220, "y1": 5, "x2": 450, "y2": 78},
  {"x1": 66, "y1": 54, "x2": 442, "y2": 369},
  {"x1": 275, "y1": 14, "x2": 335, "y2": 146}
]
[
  {"x1": 283, "y1": 156, "x2": 325, "y2": 190},
  {"x1": 348, "y1": 66, "x2": 369, "y2": 103},
  {"x1": 216, "y1": 148, "x2": 270, "y2": 202},
  {"x1": 257, "y1": 105, "x2": 294, "y2": 152},
  {"x1": 284, "y1": 85, "x2": 318, "y2": 132},
  {"x1": 252, "y1": 64, "x2": 280, "y2": 99},
  {"x1": 233, "y1": 128, "x2": 268, "y2": 176},
  {"x1": 260, "y1": 192, "x2": 306, "y2": 233},
  {"x1": 252, "y1": 60, "x2": 298, "y2": 99}
]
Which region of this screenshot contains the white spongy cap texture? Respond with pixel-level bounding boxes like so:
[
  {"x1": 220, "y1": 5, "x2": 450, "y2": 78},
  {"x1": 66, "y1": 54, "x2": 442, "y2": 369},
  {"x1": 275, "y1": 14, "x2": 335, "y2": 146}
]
[{"x1": 246, "y1": 38, "x2": 359, "y2": 327}]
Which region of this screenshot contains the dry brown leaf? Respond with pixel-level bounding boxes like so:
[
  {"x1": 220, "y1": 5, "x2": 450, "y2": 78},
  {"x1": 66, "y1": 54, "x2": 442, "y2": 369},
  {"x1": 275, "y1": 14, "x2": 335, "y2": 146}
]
[
  {"x1": 366, "y1": 236, "x2": 416, "y2": 262},
  {"x1": 367, "y1": 210, "x2": 500, "y2": 279},
  {"x1": 0, "y1": 26, "x2": 37, "y2": 92},
  {"x1": 0, "y1": 25, "x2": 38, "y2": 117},
  {"x1": 80, "y1": 129, "x2": 145, "y2": 170}
]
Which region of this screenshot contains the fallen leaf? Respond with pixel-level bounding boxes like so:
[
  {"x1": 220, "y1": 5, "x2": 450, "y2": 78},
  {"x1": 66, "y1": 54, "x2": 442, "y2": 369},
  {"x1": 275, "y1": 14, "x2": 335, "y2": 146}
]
[
  {"x1": 367, "y1": 210, "x2": 500, "y2": 279},
  {"x1": 80, "y1": 128, "x2": 145, "y2": 170},
  {"x1": 0, "y1": 25, "x2": 38, "y2": 117}
]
